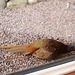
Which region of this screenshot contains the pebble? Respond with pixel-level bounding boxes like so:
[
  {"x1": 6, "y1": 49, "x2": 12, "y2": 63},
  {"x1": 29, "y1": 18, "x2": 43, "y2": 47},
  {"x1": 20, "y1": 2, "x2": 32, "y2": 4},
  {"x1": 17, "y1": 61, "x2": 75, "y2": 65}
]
[
  {"x1": 28, "y1": 0, "x2": 38, "y2": 4},
  {"x1": 0, "y1": 0, "x2": 6, "y2": 10}
]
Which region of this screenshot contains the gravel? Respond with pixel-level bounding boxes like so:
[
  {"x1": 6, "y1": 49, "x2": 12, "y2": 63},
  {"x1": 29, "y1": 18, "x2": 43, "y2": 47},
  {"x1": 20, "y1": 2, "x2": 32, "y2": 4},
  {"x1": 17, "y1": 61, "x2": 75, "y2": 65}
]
[{"x1": 0, "y1": 0, "x2": 75, "y2": 75}]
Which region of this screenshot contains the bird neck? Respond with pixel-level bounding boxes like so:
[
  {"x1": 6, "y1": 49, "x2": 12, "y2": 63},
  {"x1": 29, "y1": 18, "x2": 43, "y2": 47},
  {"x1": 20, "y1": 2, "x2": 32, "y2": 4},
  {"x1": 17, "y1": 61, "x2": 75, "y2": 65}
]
[{"x1": 67, "y1": 45, "x2": 75, "y2": 52}]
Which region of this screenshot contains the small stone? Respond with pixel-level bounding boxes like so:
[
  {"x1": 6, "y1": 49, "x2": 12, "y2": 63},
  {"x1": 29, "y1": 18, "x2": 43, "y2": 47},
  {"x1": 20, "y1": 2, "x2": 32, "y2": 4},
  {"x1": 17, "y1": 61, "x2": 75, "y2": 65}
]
[
  {"x1": 7, "y1": 0, "x2": 27, "y2": 8},
  {"x1": 28, "y1": 0, "x2": 38, "y2": 4},
  {"x1": 38, "y1": 0, "x2": 47, "y2": 2},
  {"x1": 0, "y1": 0, "x2": 6, "y2": 10},
  {"x1": 66, "y1": 3, "x2": 70, "y2": 8}
]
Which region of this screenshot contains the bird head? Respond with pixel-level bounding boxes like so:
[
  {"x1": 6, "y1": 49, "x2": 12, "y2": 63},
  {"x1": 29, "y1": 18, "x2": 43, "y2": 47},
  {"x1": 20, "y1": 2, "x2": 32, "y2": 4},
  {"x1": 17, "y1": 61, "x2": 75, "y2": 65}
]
[{"x1": 67, "y1": 45, "x2": 75, "y2": 52}]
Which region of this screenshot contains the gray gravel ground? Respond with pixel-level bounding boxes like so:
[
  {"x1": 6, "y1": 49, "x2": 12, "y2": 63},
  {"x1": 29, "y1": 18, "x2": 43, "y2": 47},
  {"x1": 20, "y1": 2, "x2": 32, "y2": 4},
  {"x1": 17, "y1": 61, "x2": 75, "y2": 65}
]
[{"x1": 0, "y1": 0, "x2": 75, "y2": 75}]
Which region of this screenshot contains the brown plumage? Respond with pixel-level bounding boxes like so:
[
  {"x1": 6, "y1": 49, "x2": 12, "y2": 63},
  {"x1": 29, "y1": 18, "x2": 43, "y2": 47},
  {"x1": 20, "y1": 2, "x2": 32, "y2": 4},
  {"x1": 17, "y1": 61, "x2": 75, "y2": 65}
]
[
  {"x1": 33, "y1": 39, "x2": 68, "y2": 59},
  {"x1": 0, "y1": 39, "x2": 69, "y2": 59}
]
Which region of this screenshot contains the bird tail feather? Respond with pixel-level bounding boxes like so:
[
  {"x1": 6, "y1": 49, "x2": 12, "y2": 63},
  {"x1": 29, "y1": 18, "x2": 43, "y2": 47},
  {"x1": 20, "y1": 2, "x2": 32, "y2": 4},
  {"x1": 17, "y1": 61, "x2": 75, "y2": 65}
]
[{"x1": 0, "y1": 45, "x2": 30, "y2": 55}]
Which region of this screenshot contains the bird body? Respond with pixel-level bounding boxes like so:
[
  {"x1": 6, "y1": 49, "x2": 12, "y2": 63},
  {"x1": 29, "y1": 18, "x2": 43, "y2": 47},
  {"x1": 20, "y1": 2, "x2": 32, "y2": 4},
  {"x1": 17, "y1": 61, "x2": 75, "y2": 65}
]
[
  {"x1": 33, "y1": 39, "x2": 68, "y2": 59},
  {"x1": 0, "y1": 39, "x2": 75, "y2": 60}
]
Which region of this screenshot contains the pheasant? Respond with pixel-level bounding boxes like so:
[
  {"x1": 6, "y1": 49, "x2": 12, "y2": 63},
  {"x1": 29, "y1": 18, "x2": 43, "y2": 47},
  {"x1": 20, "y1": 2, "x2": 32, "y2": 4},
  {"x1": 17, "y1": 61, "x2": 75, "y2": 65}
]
[{"x1": 0, "y1": 39, "x2": 75, "y2": 59}]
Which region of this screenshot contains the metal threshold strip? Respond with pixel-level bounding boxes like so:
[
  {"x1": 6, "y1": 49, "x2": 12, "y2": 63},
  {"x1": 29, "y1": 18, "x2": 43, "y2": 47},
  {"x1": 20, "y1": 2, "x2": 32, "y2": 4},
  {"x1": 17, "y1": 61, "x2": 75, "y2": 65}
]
[
  {"x1": 27, "y1": 56, "x2": 75, "y2": 75},
  {"x1": 9, "y1": 55, "x2": 75, "y2": 75}
]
